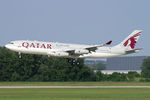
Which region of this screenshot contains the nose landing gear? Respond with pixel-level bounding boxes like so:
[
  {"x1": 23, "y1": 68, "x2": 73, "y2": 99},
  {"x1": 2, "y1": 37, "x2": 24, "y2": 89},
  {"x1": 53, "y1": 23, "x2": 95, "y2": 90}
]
[{"x1": 18, "y1": 52, "x2": 21, "y2": 58}]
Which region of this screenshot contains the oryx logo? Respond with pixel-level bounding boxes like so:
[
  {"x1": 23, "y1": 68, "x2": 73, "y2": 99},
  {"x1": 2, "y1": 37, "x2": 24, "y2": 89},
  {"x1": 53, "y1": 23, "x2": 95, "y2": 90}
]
[{"x1": 123, "y1": 32, "x2": 141, "y2": 49}]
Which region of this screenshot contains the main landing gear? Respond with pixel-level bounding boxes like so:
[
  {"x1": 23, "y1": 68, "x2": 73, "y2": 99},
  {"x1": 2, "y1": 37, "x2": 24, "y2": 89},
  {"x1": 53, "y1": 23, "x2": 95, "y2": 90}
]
[{"x1": 67, "y1": 58, "x2": 80, "y2": 65}]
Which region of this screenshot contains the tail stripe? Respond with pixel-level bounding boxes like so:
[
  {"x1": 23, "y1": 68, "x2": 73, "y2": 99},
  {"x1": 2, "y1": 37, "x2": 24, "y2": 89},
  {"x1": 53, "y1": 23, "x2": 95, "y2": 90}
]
[{"x1": 123, "y1": 31, "x2": 141, "y2": 49}]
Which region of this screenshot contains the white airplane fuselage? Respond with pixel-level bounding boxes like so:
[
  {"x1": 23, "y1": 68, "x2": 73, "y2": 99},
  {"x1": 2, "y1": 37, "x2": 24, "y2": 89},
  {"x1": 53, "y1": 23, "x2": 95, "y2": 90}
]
[
  {"x1": 5, "y1": 30, "x2": 143, "y2": 59},
  {"x1": 5, "y1": 40, "x2": 122, "y2": 58}
]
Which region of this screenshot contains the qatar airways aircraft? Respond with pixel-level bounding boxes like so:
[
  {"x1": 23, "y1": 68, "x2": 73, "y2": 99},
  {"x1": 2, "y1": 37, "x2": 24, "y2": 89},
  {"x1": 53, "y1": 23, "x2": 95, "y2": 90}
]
[{"x1": 5, "y1": 30, "x2": 143, "y2": 59}]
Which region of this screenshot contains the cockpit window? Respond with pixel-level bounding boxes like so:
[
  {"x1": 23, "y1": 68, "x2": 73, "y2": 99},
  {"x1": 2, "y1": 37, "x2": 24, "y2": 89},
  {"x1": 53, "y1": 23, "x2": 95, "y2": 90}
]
[{"x1": 10, "y1": 42, "x2": 14, "y2": 44}]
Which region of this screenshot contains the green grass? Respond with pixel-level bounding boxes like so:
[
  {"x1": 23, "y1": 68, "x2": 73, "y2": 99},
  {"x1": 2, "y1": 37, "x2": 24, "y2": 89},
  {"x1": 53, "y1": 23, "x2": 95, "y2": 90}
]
[
  {"x1": 1, "y1": 82, "x2": 150, "y2": 86},
  {"x1": 0, "y1": 88, "x2": 150, "y2": 100}
]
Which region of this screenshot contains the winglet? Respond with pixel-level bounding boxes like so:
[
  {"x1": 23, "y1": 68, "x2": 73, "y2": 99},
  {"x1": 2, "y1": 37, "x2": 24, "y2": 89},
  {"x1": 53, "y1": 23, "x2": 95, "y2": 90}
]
[{"x1": 106, "y1": 40, "x2": 112, "y2": 45}]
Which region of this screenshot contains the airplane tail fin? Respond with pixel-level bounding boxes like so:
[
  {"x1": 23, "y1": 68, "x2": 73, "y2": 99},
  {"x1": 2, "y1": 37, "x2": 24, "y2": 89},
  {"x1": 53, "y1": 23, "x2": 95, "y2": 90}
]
[{"x1": 117, "y1": 30, "x2": 142, "y2": 50}]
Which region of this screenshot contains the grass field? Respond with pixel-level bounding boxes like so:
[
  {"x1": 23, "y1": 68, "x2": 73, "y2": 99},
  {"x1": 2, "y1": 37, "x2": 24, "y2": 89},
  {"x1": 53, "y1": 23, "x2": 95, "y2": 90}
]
[
  {"x1": 1, "y1": 82, "x2": 150, "y2": 100},
  {"x1": 1, "y1": 82, "x2": 150, "y2": 86},
  {"x1": 0, "y1": 88, "x2": 150, "y2": 100}
]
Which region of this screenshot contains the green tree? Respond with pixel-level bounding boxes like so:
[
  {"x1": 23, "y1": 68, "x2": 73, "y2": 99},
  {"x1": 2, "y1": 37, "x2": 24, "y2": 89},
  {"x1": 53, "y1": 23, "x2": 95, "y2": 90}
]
[
  {"x1": 2, "y1": 46, "x2": 135, "y2": 82},
  {"x1": 141, "y1": 57, "x2": 150, "y2": 78},
  {"x1": 0, "y1": 47, "x2": 19, "y2": 81},
  {"x1": 127, "y1": 71, "x2": 140, "y2": 81},
  {"x1": 78, "y1": 66, "x2": 95, "y2": 81},
  {"x1": 108, "y1": 72, "x2": 127, "y2": 81},
  {"x1": 37, "y1": 64, "x2": 50, "y2": 81},
  {"x1": 11, "y1": 71, "x2": 20, "y2": 81},
  {"x1": 95, "y1": 70, "x2": 104, "y2": 81}
]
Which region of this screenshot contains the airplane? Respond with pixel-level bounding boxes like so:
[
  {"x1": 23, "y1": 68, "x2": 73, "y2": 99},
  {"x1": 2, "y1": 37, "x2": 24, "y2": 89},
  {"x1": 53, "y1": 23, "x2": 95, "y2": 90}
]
[{"x1": 5, "y1": 30, "x2": 143, "y2": 59}]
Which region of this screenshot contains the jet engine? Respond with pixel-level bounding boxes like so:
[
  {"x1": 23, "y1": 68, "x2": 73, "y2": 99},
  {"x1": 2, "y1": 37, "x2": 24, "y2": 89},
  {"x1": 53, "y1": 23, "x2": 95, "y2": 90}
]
[{"x1": 74, "y1": 49, "x2": 89, "y2": 54}]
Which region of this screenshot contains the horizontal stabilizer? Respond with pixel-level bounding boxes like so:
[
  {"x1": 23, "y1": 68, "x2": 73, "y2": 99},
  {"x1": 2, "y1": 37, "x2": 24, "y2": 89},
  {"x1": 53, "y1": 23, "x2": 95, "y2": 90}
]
[{"x1": 125, "y1": 48, "x2": 143, "y2": 54}]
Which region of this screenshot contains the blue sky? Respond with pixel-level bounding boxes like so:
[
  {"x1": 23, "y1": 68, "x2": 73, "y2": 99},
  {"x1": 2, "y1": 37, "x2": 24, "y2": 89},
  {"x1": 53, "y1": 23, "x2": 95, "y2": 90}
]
[{"x1": 0, "y1": 0, "x2": 149, "y2": 56}]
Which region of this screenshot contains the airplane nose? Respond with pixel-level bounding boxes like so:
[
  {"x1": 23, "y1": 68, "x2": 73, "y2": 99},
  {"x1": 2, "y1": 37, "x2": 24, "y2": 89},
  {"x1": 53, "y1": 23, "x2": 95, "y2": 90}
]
[
  {"x1": 5, "y1": 44, "x2": 9, "y2": 48},
  {"x1": 5, "y1": 44, "x2": 17, "y2": 51},
  {"x1": 5, "y1": 44, "x2": 12, "y2": 49}
]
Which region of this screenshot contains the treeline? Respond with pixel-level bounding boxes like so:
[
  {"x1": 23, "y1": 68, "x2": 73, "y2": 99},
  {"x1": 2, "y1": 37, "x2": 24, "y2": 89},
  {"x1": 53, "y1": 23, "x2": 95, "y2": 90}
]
[{"x1": 0, "y1": 46, "x2": 149, "y2": 82}]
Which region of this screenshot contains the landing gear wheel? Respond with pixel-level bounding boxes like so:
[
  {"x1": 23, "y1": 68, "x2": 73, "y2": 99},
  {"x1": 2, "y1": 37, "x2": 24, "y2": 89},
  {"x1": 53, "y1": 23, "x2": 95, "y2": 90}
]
[{"x1": 18, "y1": 52, "x2": 21, "y2": 58}]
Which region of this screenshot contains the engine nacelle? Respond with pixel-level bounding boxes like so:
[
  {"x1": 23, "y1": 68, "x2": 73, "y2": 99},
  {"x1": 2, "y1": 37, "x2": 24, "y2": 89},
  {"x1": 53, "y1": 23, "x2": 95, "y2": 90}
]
[
  {"x1": 48, "y1": 51, "x2": 69, "y2": 57},
  {"x1": 74, "y1": 49, "x2": 89, "y2": 54}
]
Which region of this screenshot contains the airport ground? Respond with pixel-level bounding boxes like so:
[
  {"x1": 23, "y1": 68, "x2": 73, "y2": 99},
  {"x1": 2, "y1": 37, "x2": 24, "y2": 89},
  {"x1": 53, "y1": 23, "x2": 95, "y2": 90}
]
[
  {"x1": 1, "y1": 81, "x2": 150, "y2": 86},
  {"x1": 0, "y1": 88, "x2": 150, "y2": 100},
  {"x1": 0, "y1": 82, "x2": 150, "y2": 100}
]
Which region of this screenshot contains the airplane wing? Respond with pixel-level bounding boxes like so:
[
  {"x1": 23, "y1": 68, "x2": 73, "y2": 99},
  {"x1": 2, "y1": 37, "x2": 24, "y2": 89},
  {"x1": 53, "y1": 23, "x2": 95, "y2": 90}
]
[
  {"x1": 85, "y1": 40, "x2": 112, "y2": 52},
  {"x1": 66, "y1": 40, "x2": 112, "y2": 55}
]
